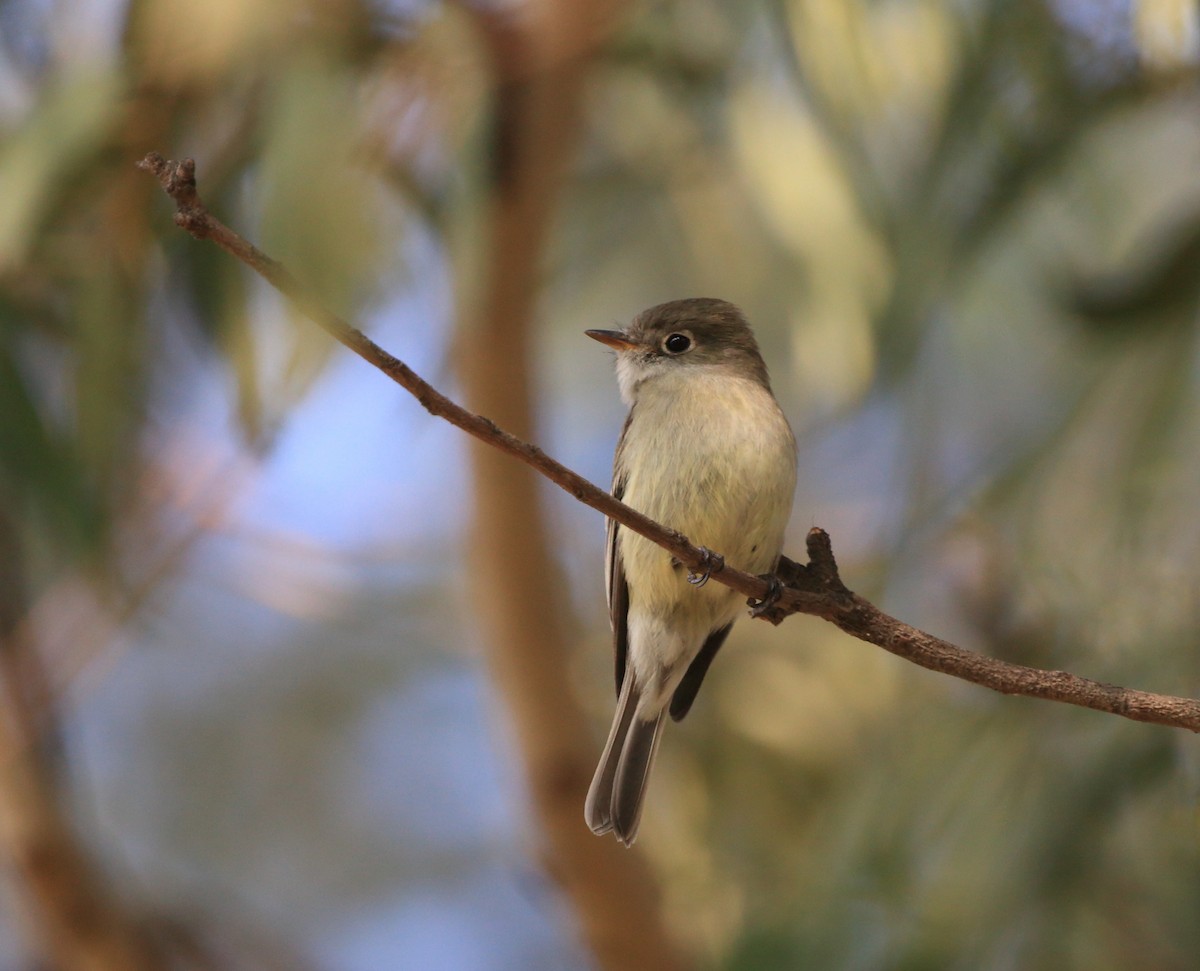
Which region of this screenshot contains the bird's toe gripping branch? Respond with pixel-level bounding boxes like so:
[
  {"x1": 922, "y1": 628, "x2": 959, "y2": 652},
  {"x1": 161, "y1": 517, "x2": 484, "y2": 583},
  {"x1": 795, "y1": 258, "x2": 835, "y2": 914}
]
[
  {"x1": 748, "y1": 574, "x2": 784, "y2": 619},
  {"x1": 686, "y1": 547, "x2": 725, "y2": 587}
]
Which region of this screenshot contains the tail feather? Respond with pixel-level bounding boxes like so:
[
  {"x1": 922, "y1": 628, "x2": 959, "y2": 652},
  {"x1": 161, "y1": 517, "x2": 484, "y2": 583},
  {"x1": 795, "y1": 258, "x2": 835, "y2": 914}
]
[
  {"x1": 585, "y1": 674, "x2": 664, "y2": 845},
  {"x1": 611, "y1": 709, "x2": 664, "y2": 846},
  {"x1": 585, "y1": 675, "x2": 639, "y2": 835}
]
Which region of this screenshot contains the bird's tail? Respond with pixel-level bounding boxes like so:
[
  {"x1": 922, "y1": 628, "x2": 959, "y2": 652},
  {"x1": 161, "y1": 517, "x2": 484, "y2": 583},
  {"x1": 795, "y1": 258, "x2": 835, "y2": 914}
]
[{"x1": 585, "y1": 673, "x2": 665, "y2": 846}]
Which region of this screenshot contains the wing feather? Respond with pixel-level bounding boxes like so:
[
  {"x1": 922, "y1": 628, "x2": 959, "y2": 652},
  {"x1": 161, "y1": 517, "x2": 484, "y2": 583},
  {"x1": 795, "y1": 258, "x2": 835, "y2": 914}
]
[{"x1": 606, "y1": 409, "x2": 634, "y2": 696}]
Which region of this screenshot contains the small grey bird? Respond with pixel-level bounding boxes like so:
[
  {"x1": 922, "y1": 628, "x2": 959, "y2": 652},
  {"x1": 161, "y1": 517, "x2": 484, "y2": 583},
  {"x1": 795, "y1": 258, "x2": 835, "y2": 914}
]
[{"x1": 584, "y1": 298, "x2": 797, "y2": 845}]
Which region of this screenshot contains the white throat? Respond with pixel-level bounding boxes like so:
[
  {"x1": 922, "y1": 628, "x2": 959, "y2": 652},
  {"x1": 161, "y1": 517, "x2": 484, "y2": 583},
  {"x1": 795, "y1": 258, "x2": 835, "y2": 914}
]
[{"x1": 614, "y1": 353, "x2": 642, "y2": 407}]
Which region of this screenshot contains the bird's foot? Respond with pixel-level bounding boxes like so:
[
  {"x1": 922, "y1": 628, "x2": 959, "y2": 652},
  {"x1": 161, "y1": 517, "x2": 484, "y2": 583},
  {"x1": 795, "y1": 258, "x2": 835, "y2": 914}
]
[
  {"x1": 748, "y1": 574, "x2": 784, "y2": 618},
  {"x1": 687, "y1": 548, "x2": 724, "y2": 587}
]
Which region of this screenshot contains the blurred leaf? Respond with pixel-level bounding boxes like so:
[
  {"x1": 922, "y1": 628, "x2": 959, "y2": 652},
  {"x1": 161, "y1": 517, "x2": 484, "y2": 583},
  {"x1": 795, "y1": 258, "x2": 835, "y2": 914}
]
[
  {"x1": 258, "y1": 58, "x2": 387, "y2": 315},
  {"x1": 1068, "y1": 213, "x2": 1200, "y2": 332},
  {"x1": 71, "y1": 262, "x2": 147, "y2": 496},
  {"x1": 724, "y1": 927, "x2": 807, "y2": 971},
  {"x1": 0, "y1": 67, "x2": 121, "y2": 268},
  {"x1": 131, "y1": 0, "x2": 297, "y2": 84},
  {"x1": 170, "y1": 230, "x2": 267, "y2": 443},
  {"x1": 0, "y1": 330, "x2": 103, "y2": 557}
]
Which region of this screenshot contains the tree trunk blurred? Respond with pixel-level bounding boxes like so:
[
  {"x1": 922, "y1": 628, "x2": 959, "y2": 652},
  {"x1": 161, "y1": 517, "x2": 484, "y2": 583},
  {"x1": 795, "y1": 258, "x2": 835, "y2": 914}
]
[
  {"x1": 455, "y1": 4, "x2": 690, "y2": 970},
  {"x1": 0, "y1": 512, "x2": 162, "y2": 971}
]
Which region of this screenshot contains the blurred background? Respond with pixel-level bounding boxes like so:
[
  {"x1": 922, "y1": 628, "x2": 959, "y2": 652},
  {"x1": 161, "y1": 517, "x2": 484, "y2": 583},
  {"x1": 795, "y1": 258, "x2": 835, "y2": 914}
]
[{"x1": 2, "y1": 0, "x2": 1200, "y2": 968}]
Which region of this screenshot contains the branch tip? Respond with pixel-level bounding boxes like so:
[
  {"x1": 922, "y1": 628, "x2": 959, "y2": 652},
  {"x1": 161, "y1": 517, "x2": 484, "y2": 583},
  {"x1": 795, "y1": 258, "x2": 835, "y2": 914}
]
[
  {"x1": 804, "y1": 526, "x2": 846, "y2": 590},
  {"x1": 139, "y1": 153, "x2": 208, "y2": 238}
]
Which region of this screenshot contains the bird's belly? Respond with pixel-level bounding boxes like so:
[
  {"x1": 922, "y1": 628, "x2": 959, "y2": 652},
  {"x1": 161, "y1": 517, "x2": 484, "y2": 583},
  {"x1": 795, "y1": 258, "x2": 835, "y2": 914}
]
[
  {"x1": 616, "y1": 380, "x2": 796, "y2": 682},
  {"x1": 618, "y1": 389, "x2": 795, "y2": 581}
]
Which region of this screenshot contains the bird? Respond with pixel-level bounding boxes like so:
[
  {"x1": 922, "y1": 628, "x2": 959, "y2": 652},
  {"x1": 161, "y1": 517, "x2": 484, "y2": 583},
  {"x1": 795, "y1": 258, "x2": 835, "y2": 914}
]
[{"x1": 584, "y1": 298, "x2": 797, "y2": 845}]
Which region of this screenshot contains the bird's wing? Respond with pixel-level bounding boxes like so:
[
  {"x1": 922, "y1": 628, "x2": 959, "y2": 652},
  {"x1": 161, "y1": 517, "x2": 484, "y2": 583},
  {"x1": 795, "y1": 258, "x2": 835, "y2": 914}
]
[
  {"x1": 606, "y1": 409, "x2": 634, "y2": 696},
  {"x1": 669, "y1": 622, "x2": 732, "y2": 721}
]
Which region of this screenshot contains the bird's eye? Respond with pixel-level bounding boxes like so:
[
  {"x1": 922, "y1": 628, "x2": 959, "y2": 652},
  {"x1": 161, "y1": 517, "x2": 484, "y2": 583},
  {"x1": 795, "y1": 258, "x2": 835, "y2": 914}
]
[{"x1": 663, "y1": 333, "x2": 692, "y2": 354}]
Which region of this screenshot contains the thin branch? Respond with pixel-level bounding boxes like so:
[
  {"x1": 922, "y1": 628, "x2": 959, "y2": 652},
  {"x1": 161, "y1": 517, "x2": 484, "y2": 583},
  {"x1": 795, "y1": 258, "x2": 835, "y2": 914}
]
[
  {"x1": 136, "y1": 155, "x2": 758, "y2": 591},
  {"x1": 138, "y1": 152, "x2": 1200, "y2": 736},
  {"x1": 773, "y1": 530, "x2": 1200, "y2": 732}
]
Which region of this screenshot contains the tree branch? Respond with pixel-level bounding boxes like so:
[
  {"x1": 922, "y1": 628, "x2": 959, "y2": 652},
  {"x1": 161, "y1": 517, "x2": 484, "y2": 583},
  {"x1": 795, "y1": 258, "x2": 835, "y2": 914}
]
[{"x1": 138, "y1": 151, "x2": 1200, "y2": 737}]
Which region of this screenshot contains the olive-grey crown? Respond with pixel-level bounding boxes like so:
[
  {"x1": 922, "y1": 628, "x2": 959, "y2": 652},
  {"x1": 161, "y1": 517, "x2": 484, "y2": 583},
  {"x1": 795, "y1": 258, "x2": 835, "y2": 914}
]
[{"x1": 625, "y1": 298, "x2": 771, "y2": 389}]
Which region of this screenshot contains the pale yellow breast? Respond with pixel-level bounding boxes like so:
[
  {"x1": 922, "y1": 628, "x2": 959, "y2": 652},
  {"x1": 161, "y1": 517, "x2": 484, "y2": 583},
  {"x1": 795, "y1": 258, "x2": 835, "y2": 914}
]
[{"x1": 616, "y1": 368, "x2": 797, "y2": 623}]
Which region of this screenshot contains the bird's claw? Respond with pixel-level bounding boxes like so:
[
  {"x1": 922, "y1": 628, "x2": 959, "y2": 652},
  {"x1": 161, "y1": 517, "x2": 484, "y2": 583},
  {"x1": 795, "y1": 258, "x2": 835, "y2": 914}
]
[
  {"x1": 687, "y1": 547, "x2": 724, "y2": 587},
  {"x1": 749, "y1": 575, "x2": 784, "y2": 618}
]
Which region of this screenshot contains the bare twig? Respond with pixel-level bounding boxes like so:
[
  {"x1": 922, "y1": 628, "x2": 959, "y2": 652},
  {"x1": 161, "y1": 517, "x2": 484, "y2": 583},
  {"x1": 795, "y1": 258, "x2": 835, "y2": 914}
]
[
  {"x1": 138, "y1": 152, "x2": 1200, "y2": 739},
  {"x1": 135, "y1": 153, "x2": 769, "y2": 597}
]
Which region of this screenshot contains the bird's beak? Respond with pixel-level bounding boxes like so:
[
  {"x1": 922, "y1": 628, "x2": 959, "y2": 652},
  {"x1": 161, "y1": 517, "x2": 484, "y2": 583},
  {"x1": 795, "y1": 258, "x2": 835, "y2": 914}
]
[{"x1": 586, "y1": 329, "x2": 639, "y2": 351}]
